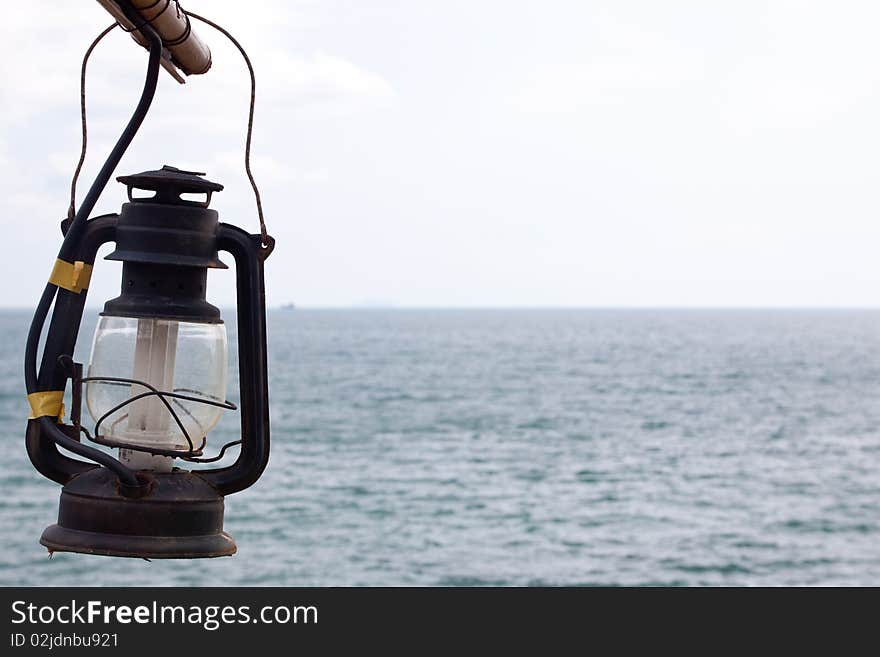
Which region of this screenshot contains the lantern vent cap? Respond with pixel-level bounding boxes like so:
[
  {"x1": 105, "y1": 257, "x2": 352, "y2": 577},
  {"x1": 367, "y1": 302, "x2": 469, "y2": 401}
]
[{"x1": 117, "y1": 165, "x2": 223, "y2": 207}]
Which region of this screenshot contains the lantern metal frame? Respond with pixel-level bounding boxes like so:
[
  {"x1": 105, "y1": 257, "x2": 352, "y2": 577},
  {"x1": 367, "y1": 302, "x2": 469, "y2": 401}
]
[{"x1": 23, "y1": 2, "x2": 273, "y2": 558}]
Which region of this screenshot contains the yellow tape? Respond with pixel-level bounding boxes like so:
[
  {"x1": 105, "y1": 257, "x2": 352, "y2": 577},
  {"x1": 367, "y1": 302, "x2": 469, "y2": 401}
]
[
  {"x1": 27, "y1": 391, "x2": 65, "y2": 420},
  {"x1": 49, "y1": 259, "x2": 92, "y2": 293}
]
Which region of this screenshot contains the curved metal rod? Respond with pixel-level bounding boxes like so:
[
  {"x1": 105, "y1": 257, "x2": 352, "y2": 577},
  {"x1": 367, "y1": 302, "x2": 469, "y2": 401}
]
[
  {"x1": 97, "y1": 386, "x2": 213, "y2": 438},
  {"x1": 84, "y1": 380, "x2": 235, "y2": 454},
  {"x1": 93, "y1": 389, "x2": 193, "y2": 452},
  {"x1": 90, "y1": 432, "x2": 207, "y2": 459},
  {"x1": 83, "y1": 377, "x2": 236, "y2": 411},
  {"x1": 36, "y1": 417, "x2": 136, "y2": 484},
  {"x1": 185, "y1": 10, "x2": 272, "y2": 253},
  {"x1": 196, "y1": 224, "x2": 269, "y2": 494},
  {"x1": 67, "y1": 22, "x2": 118, "y2": 223},
  {"x1": 183, "y1": 440, "x2": 241, "y2": 464}
]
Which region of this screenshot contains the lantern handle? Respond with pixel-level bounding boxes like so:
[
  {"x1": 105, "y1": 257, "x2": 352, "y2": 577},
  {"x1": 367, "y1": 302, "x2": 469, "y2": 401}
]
[
  {"x1": 184, "y1": 10, "x2": 274, "y2": 253},
  {"x1": 66, "y1": 8, "x2": 276, "y2": 253}
]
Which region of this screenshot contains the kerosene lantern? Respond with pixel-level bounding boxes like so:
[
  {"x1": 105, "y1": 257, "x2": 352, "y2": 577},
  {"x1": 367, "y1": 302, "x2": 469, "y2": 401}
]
[{"x1": 24, "y1": 0, "x2": 273, "y2": 558}]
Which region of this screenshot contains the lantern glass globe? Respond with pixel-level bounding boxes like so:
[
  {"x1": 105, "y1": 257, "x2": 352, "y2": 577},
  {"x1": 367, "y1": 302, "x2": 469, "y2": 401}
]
[{"x1": 85, "y1": 315, "x2": 228, "y2": 453}]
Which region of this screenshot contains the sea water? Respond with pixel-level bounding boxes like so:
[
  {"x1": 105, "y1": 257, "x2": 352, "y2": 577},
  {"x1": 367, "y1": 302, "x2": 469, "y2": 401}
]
[{"x1": 1, "y1": 309, "x2": 879, "y2": 586}]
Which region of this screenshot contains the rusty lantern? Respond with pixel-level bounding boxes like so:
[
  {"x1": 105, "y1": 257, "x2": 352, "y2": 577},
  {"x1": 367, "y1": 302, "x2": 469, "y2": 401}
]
[{"x1": 24, "y1": 2, "x2": 273, "y2": 558}]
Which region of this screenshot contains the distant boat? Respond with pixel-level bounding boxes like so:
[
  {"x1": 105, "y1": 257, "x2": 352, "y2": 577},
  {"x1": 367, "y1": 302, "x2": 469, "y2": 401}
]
[{"x1": 280, "y1": 303, "x2": 296, "y2": 311}]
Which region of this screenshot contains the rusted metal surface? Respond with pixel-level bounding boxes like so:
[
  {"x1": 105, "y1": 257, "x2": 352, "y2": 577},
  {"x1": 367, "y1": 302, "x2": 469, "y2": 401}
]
[
  {"x1": 94, "y1": 0, "x2": 187, "y2": 82},
  {"x1": 40, "y1": 468, "x2": 236, "y2": 559}
]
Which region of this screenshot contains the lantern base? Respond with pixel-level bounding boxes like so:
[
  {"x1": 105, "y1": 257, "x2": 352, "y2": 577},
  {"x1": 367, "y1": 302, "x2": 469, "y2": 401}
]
[{"x1": 39, "y1": 467, "x2": 237, "y2": 559}]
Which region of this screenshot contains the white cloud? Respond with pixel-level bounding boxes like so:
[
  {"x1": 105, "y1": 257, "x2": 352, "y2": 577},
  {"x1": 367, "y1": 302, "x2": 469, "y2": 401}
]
[
  {"x1": 258, "y1": 50, "x2": 391, "y2": 102},
  {"x1": 9, "y1": 1, "x2": 880, "y2": 308},
  {"x1": 210, "y1": 152, "x2": 329, "y2": 186},
  {"x1": 0, "y1": 3, "x2": 393, "y2": 131},
  {"x1": 509, "y1": 14, "x2": 706, "y2": 114}
]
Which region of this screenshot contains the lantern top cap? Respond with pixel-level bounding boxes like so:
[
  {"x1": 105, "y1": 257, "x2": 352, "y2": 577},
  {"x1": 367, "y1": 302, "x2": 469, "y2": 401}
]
[{"x1": 117, "y1": 165, "x2": 224, "y2": 206}]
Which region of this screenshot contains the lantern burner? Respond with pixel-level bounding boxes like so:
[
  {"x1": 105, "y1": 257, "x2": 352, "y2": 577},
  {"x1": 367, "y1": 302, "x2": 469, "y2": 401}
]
[{"x1": 40, "y1": 467, "x2": 236, "y2": 559}]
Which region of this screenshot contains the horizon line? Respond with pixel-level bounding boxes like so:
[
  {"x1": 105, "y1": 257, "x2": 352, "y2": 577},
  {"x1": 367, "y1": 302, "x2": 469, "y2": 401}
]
[{"x1": 5, "y1": 305, "x2": 880, "y2": 312}]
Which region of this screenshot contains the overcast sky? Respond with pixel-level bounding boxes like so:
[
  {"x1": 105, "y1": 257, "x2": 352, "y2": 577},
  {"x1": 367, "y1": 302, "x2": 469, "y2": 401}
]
[{"x1": 4, "y1": 1, "x2": 880, "y2": 308}]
